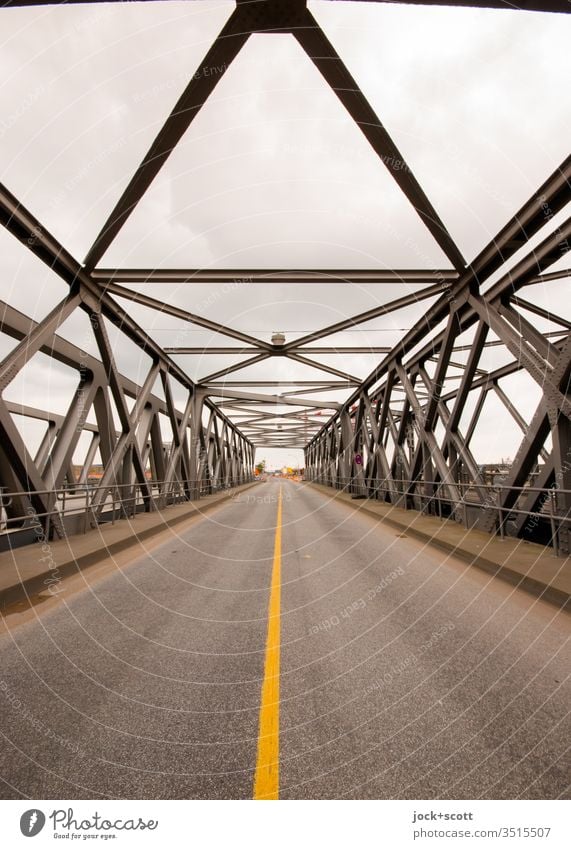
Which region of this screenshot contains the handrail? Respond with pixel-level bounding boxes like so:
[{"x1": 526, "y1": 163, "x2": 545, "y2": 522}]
[
  {"x1": 305, "y1": 475, "x2": 571, "y2": 557},
  {"x1": 0, "y1": 475, "x2": 256, "y2": 538}
]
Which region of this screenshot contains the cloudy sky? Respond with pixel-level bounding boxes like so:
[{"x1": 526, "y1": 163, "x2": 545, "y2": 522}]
[{"x1": 0, "y1": 0, "x2": 570, "y2": 471}]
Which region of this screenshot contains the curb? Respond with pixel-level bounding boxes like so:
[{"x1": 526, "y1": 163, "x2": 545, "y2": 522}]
[
  {"x1": 0, "y1": 482, "x2": 258, "y2": 610},
  {"x1": 307, "y1": 483, "x2": 571, "y2": 611}
]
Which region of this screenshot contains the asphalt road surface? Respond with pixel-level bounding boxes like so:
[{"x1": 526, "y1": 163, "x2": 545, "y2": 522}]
[{"x1": 0, "y1": 479, "x2": 569, "y2": 799}]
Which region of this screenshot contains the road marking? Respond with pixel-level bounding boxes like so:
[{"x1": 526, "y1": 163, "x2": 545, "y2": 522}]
[{"x1": 253, "y1": 487, "x2": 282, "y2": 800}]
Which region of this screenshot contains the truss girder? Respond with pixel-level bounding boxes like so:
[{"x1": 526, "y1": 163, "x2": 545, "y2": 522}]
[
  {"x1": 306, "y1": 152, "x2": 571, "y2": 552},
  {"x1": 0, "y1": 293, "x2": 254, "y2": 538}
]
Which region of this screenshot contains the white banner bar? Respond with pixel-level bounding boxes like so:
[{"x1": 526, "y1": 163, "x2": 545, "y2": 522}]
[{"x1": 1, "y1": 799, "x2": 569, "y2": 848}]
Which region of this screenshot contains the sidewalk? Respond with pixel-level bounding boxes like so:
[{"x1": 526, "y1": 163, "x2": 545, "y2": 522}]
[
  {"x1": 307, "y1": 483, "x2": 571, "y2": 610},
  {"x1": 0, "y1": 482, "x2": 258, "y2": 610}
]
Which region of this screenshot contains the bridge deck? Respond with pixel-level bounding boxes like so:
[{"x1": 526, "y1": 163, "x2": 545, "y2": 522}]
[{"x1": 0, "y1": 479, "x2": 569, "y2": 800}]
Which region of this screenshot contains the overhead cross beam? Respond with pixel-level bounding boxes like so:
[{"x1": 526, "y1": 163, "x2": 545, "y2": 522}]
[
  {"x1": 166, "y1": 347, "x2": 391, "y2": 355},
  {"x1": 92, "y1": 269, "x2": 459, "y2": 285},
  {"x1": 208, "y1": 389, "x2": 341, "y2": 410},
  {"x1": 337, "y1": 1, "x2": 571, "y2": 12},
  {"x1": 4, "y1": 0, "x2": 570, "y2": 11}
]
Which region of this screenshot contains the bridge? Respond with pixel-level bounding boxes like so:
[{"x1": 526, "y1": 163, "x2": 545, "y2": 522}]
[{"x1": 0, "y1": 0, "x2": 570, "y2": 804}]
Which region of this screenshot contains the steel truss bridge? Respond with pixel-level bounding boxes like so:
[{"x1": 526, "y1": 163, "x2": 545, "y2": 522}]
[{"x1": 0, "y1": 0, "x2": 570, "y2": 556}]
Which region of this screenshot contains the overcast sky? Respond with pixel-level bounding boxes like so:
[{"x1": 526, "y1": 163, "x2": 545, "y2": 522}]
[{"x1": 0, "y1": 0, "x2": 570, "y2": 470}]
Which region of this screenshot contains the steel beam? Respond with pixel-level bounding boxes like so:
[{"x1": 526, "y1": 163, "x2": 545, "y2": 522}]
[
  {"x1": 206, "y1": 389, "x2": 341, "y2": 409},
  {"x1": 332, "y1": 1, "x2": 571, "y2": 12},
  {"x1": 167, "y1": 347, "x2": 391, "y2": 355},
  {"x1": 4, "y1": 1, "x2": 570, "y2": 11},
  {"x1": 102, "y1": 280, "x2": 271, "y2": 351},
  {"x1": 83, "y1": 6, "x2": 251, "y2": 269},
  {"x1": 92, "y1": 268, "x2": 459, "y2": 285},
  {"x1": 282, "y1": 283, "x2": 446, "y2": 351},
  {"x1": 294, "y1": 8, "x2": 466, "y2": 272}
]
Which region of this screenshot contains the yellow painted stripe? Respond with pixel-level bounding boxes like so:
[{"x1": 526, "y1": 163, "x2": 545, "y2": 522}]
[{"x1": 253, "y1": 488, "x2": 282, "y2": 800}]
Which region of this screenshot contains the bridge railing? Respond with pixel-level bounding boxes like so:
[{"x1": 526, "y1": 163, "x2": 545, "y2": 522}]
[
  {"x1": 0, "y1": 475, "x2": 256, "y2": 549},
  {"x1": 307, "y1": 475, "x2": 571, "y2": 557}
]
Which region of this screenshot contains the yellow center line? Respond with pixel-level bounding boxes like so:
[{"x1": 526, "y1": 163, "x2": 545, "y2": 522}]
[{"x1": 253, "y1": 487, "x2": 282, "y2": 800}]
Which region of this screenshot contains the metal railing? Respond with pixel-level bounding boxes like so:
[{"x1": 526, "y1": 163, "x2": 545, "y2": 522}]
[
  {"x1": 0, "y1": 474, "x2": 256, "y2": 542},
  {"x1": 306, "y1": 474, "x2": 571, "y2": 557}
]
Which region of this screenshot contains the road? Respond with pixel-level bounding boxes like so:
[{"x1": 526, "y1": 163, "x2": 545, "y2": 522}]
[{"x1": 0, "y1": 479, "x2": 569, "y2": 799}]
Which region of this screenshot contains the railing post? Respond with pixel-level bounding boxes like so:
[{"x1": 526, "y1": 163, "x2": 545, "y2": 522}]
[
  {"x1": 189, "y1": 392, "x2": 204, "y2": 501},
  {"x1": 497, "y1": 493, "x2": 505, "y2": 540},
  {"x1": 83, "y1": 486, "x2": 89, "y2": 534},
  {"x1": 549, "y1": 490, "x2": 560, "y2": 557}
]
